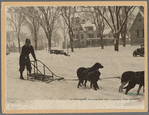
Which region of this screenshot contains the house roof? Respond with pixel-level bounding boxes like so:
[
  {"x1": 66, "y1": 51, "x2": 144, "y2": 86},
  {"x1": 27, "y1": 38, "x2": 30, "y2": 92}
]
[
  {"x1": 129, "y1": 11, "x2": 144, "y2": 32},
  {"x1": 140, "y1": 11, "x2": 144, "y2": 17},
  {"x1": 81, "y1": 20, "x2": 96, "y2": 31}
]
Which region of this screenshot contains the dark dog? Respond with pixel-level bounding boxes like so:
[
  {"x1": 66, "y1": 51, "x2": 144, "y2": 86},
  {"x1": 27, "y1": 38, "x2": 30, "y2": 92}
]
[
  {"x1": 119, "y1": 71, "x2": 144, "y2": 94},
  {"x1": 85, "y1": 70, "x2": 101, "y2": 90},
  {"x1": 77, "y1": 67, "x2": 87, "y2": 88},
  {"x1": 77, "y1": 63, "x2": 104, "y2": 89}
]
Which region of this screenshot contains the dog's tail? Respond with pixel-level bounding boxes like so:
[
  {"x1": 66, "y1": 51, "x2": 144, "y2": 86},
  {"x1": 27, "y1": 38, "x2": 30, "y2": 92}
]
[{"x1": 123, "y1": 84, "x2": 129, "y2": 89}]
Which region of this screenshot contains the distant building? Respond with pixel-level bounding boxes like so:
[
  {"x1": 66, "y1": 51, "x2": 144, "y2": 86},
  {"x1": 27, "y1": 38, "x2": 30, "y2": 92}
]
[
  {"x1": 71, "y1": 17, "x2": 113, "y2": 48},
  {"x1": 6, "y1": 31, "x2": 25, "y2": 52},
  {"x1": 129, "y1": 6, "x2": 144, "y2": 45}
]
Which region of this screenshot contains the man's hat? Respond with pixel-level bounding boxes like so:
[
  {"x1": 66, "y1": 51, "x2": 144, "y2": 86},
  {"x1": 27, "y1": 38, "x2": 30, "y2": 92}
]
[{"x1": 25, "y1": 38, "x2": 31, "y2": 43}]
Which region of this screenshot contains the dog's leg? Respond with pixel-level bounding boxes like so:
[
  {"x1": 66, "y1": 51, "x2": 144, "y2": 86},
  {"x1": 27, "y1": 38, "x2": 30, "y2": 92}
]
[
  {"x1": 119, "y1": 82, "x2": 127, "y2": 92},
  {"x1": 125, "y1": 86, "x2": 132, "y2": 94},
  {"x1": 137, "y1": 84, "x2": 142, "y2": 95},
  {"x1": 84, "y1": 79, "x2": 87, "y2": 87},
  {"x1": 93, "y1": 82, "x2": 97, "y2": 90},
  {"x1": 78, "y1": 80, "x2": 82, "y2": 88},
  {"x1": 82, "y1": 79, "x2": 84, "y2": 85},
  {"x1": 125, "y1": 82, "x2": 136, "y2": 95},
  {"x1": 90, "y1": 82, "x2": 92, "y2": 88},
  {"x1": 143, "y1": 86, "x2": 145, "y2": 93},
  {"x1": 96, "y1": 82, "x2": 99, "y2": 89}
]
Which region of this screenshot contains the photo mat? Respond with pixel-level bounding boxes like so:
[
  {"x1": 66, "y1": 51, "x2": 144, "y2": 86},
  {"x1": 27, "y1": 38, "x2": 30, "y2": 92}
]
[{"x1": 1, "y1": 1, "x2": 148, "y2": 113}]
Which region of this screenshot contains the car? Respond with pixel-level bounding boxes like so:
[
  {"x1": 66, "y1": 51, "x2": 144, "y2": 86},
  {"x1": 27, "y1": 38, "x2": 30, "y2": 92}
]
[{"x1": 133, "y1": 45, "x2": 144, "y2": 57}]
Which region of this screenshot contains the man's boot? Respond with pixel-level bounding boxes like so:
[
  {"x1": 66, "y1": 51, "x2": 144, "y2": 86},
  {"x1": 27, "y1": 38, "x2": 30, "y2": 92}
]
[
  {"x1": 20, "y1": 71, "x2": 24, "y2": 79},
  {"x1": 28, "y1": 70, "x2": 31, "y2": 75}
]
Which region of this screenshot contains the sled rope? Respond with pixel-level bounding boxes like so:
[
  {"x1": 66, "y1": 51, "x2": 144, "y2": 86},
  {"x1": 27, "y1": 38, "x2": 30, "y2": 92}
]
[
  {"x1": 101, "y1": 76, "x2": 121, "y2": 79},
  {"x1": 30, "y1": 60, "x2": 121, "y2": 81}
]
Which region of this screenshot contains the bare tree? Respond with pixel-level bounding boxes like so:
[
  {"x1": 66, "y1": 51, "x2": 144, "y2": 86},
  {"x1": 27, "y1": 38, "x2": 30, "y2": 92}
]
[
  {"x1": 22, "y1": 7, "x2": 40, "y2": 50},
  {"x1": 28, "y1": 6, "x2": 61, "y2": 52},
  {"x1": 6, "y1": 7, "x2": 25, "y2": 53},
  {"x1": 89, "y1": 6, "x2": 106, "y2": 49},
  {"x1": 120, "y1": 6, "x2": 133, "y2": 47},
  {"x1": 51, "y1": 17, "x2": 62, "y2": 47},
  {"x1": 61, "y1": 6, "x2": 76, "y2": 52},
  {"x1": 93, "y1": 6, "x2": 136, "y2": 51},
  {"x1": 52, "y1": 31, "x2": 61, "y2": 47},
  {"x1": 60, "y1": 18, "x2": 68, "y2": 49}
]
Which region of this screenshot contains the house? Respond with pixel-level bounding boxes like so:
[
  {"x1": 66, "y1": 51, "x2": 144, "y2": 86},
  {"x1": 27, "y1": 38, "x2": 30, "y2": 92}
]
[
  {"x1": 72, "y1": 17, "x2": 113, "y2": 48},
  {"x1": 129, "y1": 6, "x2": 144, "y2": 45}
]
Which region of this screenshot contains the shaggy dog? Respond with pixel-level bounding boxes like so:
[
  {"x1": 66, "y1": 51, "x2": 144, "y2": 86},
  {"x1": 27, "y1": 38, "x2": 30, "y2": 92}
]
[
  {"x1": 119, "y1": 71, "x2": 144, "y2": 94},
  {"x1": 85, "y1": 70, "x2": 101, "y2": 90},
  {"x1": 77, "y1": 63, "x2": 104, "y2": 89}
]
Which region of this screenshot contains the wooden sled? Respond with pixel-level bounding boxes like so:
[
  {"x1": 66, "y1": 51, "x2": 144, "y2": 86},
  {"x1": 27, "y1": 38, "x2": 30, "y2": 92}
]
[{"x1": 26, "y1": 60, "x2": 64, "y2": 82}]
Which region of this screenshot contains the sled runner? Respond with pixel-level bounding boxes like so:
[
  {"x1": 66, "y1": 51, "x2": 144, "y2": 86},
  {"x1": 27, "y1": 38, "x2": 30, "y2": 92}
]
[{"x1": 26, "y1": 60, "x2": 64, "y2": 82}]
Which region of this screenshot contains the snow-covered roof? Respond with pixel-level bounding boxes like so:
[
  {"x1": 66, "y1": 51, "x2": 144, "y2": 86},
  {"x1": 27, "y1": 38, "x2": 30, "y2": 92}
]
[
  {"x1": 103, "y1": 29, "x2": 111, "y2": 35},
  {"x1": 81, "y1": 20, "x2": 96, "y2": 31},
  {"x1": 73, "y1": 13, "x2": 80, "y2": 18},
  {"x1": 129, "y1": 11, "x2": 144, "y2": 32}
]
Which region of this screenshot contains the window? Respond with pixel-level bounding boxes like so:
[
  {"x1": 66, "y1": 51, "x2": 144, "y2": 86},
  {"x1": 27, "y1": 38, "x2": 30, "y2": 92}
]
[
  {"x1": 92, "y1": 40, "x2": 96, "y2": 46},
  {"x1": 97, "y1": 40, "x2": 100, "y2": 44},
  {"x1": 81, "y1": 34, "x2": 84, "y2": 39},
  {"x1": 88, "y1": 34, "x2": 93, "y2": 38},
  {"x1": 76, "y1": 20, "x2": 80, "y2": 24},
  {"x1": 82, "y1": 41, "x2": 84, "y2": 45},
  {"x1": 97, "y1": 34, "x2": 100, "y2": 38},
  {"x1": 76, "y1": 28, "x2": 78, "y2": 31},
  {"x1": 87, "y1": 41, "x2": 90, "y2": 45},
  {"x1": 88, "y1": 27, "x2": 93, "y2": 31},
  {"x1": 137, "y1": 30, "x2": 139, "y2": 38},
  {"x1": 76, "y1": 34, "x2": 79, "y2": 39},
  {"x1": 72, "y1": 34, "x2": 75, "y2": 39},
  {"x1": 139, "y1": 18, "x2": 142, "y2": 22}
]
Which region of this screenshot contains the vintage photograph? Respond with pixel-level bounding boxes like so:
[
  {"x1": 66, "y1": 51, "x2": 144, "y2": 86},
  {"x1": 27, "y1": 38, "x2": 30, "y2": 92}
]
[{"x1": 1, "y1": 1, "x2": 148, "y2": 113}]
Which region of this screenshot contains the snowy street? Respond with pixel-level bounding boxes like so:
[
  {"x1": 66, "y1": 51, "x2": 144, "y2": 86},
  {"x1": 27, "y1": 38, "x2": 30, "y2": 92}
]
[{"x1": 6, "y1": 45, "x2": 145, "y2": 101}]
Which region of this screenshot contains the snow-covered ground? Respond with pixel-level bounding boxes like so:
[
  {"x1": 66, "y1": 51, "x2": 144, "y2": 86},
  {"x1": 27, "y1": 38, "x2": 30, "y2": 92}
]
[{"x1": 6, "y1": 45, "x2": 145, "y2": 110}]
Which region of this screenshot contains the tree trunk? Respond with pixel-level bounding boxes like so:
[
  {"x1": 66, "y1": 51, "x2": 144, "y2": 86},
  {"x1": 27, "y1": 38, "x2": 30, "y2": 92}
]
[
  {"x1": 100, "y1": 36, "x2": 104, "y2": 49},
  {"x1": 34, "y1": 31, "x2": 38, "y2": 50},
  {"x1": 64, "y1": 35, "x2": 67, "y2": 49},
  {"x1": 121, "y1": 21, "x2": 127, "y2": 47},
  {"x1": 114, "y1": 39, "x2": 119, "y2": 51},
  {"x1": 48, "y1": 38, "x2": 51, "y2": 53},
  {"x1": 70, "y1": 38, "x2": 74, "y2": 52},
  {"x1": 69, "y1": 32, "x2": 74, "y2": 52},
  {"x1": 121, "y1": 6, "x2": 128, "y2": 47},
  {"x1": 122, "y1": 35, "x2": 126, "y2": 47},
  {"x1": 17, "y1": 33, "x2": 21, "y2": 53},
  {"x1": 113, "y1": 33, "x2": 119, "y2": 51},
  {"x1": 45, "y1": 31, "x2": 52, "y2": 53}
]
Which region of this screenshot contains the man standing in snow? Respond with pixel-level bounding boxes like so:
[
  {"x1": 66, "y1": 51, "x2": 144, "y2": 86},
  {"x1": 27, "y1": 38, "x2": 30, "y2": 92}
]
[{"x1": 19, "y1": 38, "x2": 37, "y2": 79}]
